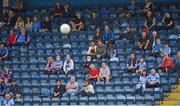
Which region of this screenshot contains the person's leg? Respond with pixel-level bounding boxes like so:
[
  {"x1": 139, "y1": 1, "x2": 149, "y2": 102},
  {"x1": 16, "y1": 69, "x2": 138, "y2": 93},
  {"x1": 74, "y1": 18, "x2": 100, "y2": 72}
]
[
  {"x1": 79, "y1": 90, "x2": 87, "y2": 96},
  {"x1": 63, "y1": 91, "x2": 69, "y2": 97}
]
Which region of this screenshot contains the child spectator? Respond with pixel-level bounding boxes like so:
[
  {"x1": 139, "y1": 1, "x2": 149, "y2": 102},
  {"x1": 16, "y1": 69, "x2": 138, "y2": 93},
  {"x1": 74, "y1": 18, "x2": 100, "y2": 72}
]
[
  {"x1": 1, "y1": 66, "x2": 12, "y2": 81},
  {"x1": 144, "y1": 11, "x2": 156, "y2": 31},
  {"x1": 52, "y1": 79, "x2": 66, "y2": 98},
  {"x1": 152, "y1": 37, "x2": 163, "y2": 57},
  {"x1": 79, "y1": 80, "x2": 95, "y2": 96},
  {"x1": 101, "y1": 25, "x2": 115, "y2": 44},
  {"x1": 32, "y1": 16, "x2": 41, "y2": 32},
  {"x1": 54, "y1": 55, "x2": 63, "y2": 74},
  {"x1": 24, "y1": 17, "x2": 32, "y2": 30},
  {"x1": 63, "y1": 76, "x2": 79, "y2": 96},
  {"x1": 138, "y1": 32, "x2": 150, "y2": 50},
  {"x1": 135, "y1": 69, "x2": 148, "y2": 93},
  {"x1": 41, "y1": 16, "x2": 51, "y2": 32},
  {"x1": 3, "y1": 93, "x2": 14, "y2": 106},
  {"x1": 70, "y1": 11, "x2": 84, "y2": 32},
  {"x1": 16, "y1": 28, "x2": 30, "y2": 45},
  {"x1": 146, "y1": 69, "x2": 160, "y2": 88},
  {"x1": 14, "y1": 16, "x2": 24, "y2": 29},
  {"x1": 159, "y1": 53, "x2": 175, "y2": 73},
  {"x1": 54, "y1": 2, "x2": 64, "y2": 17},
  {"x1": 163, "y1": 41, "x2": 171, "y2": 55},
  {"x1": 7, "y1": 29, "x2": 16, "y2": 46},
  {"x1": 96, "y1": 39, "x2": 107, "y2": 59},
  {"x1": 88, "y1": 64, "x2": 99, "y2": 85},
  {"x1": 127, "y1": 52, "x2": 137, "y2": 73},
  {"x1": 44, "y1": 56, "x2": 55, "y2": 74},
  {"x1": 136, "y1": 56, "x2": 146, "y2": 73},
  {"x1": 63, "y1": 54, "x2": 74, "y2": 75},
  {"x1": 87, "y1": 41, "x2": 97, "y2": 58},
  {"x1": 0, "y1": 43, "x2": 8, "y2": 61},
  {"x1": 99, "y1": 62, "x2": 111, "y2": 81},
  {"x1": 9, "y1": 80, "x2": 22, "y2": 100}
]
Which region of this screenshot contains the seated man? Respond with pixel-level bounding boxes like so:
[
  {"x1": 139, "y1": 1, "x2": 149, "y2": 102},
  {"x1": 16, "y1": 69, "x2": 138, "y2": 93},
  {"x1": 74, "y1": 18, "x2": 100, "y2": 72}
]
[
  {"x1": 79, "y1": 80, "x2": 95, "y2": 97},
  {"x1": 53, "y1": 55, "x2": 63, "y2": 74},
  {"x1": 9, "y1": 80, "x2": 22, "y2": 100},
  {"x1": 127, "y1": 52, "x2": 137, "y2": 73},
  {"x1": 138, "y1": 32, "x2": 150, "y2": 50},
  {"x1": 16, "y1": 28, "x2": 30, "y2": 45},
  {"x1": 152, "y1": 37, "x2": 163, "y2": 57},
  {"x1": 101, "y1": 25, "x2": 115, "y2": 44},
  {"x1": 99, "y1": 62, "x2": 111, "y2": 81},
  {"x1": 63, "y1": 76, "x2": 79, "y2": 96},
  {"x1": 0, "y1": 43, "x2": 8, "y2": 61},
  {"x1": 96, "y1": 39, "x2": 107, "y2": 59},
  {"x1": 146, "y1": 69, "x2": 160, "y2": 88},
  {"x1": 52, "y1": 79, "x2": 66, "y2": 98},
  {"x1": 70, "y1": 11, "x2": 84, "y2": 32}
]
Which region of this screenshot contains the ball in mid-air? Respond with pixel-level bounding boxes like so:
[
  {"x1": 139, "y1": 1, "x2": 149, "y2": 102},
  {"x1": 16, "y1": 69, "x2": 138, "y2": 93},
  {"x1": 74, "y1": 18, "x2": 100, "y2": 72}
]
[{"x1": 60, "y1": 24, "x2": 71, "y2": 34}]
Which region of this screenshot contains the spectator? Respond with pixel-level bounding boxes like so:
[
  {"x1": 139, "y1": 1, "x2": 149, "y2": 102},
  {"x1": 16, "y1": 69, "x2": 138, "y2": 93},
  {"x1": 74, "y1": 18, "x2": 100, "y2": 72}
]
[
  {"x1": 79, "y1": 80, "x2": 95, "y2": 96},
  {"x1": 12, "y1": 0, "x2": 23, "y2": 12},
  {"x1": 89, "y1": 11, "x2": 99, "y2": 29},
  {"x1": 93, "y1": 27, "x2": 101, "y2": 42},
  {"x1": 7, "y1": 29, "x2": 16, "y2": 46},
  {"x1": 87, "y1": 41, "x2": 97, "y2": 58},
  {"x1": 106, "y1": 41, "x2": 115, "y2": 58},
  {"x1": 82, "y1": 56, "x2": 92, "y2": 75},
  {"x1": 163, "y1": 41, "x2": 171, "y2": 55},
  {"x1": 14, "y1": 16, "x2": 24, "y2": 29},
  {"x1": 32, "y1": 16, "x2": 41, "y2": 32},
  {"x1": 174, "y1": 52, "x2": 180, "y2": 75},
  {"x1": 142, "y1": 0, "x2": 153, "y2": 16},
  {"x1": 99, "y1": 62, "x2": 111, "y2": 81},
  {"x1": 0, "y1": 78, "x2": 5, "y2": 97},
  {"x1": 125, "y1": 27, "x2": 134, "y2": 43},
  {"x1": 70, "y1": 11, "x2": 84, "y2": 32},
  {"x1": 127, "y1": 52, "x2": 137, "y2": 73},
  {"x1": 24, "y1": 17, "x2": 32, "y2": 30},
  {"x1": 162, "y1": 12, "x2": 175, "y2": 29},
  {"x1": 54, "y1": 2, "x2": 64, "y2": 17},
  {"x1": 63, "y1": 3, "x2": 72, "y2": 18},
  {"x1": 135, "y1": 69, "x2": 148, "y2": 93},
  {"x1": 54, "y1": 55, "x2": 63, "y2": 74},
  {"x1": 119, "y1": 0, "x2": 136, "y2": 17},
  {"x1": 1, "y1": 66, "x2": 12, "y2": 81},
  {"x1": 16, "y1": 28, "x2": 30, "y2": 45},
  {"x1": 136, "y1": 56, "x2": 146, "y2": 73},
  {"x1": 0, "y1": 43, "x2": 8, "y2": 61},
  {"x1": 0, "y1": 11, "x2": 8, "y2": 28},
  {"x1": 101, "y1": 25, "x2": 115, "y2": 44},
  {"x1": 138, "y1": 32, "x2": 150, "y2": 50},
  {"x1": 41, "y1": 16, "x2": 51, "y2": 32},
  {"x1": 144, "y1": 11, "x2": 156, "y2": 31},
  {"x1": 96, "y1": 39, "x2": 107, "y2": 58},
  {"x1": 3, "y1": 93, "x2": 14, "y2": 106},
  {"x1": 146, "y1": 69, "x2": 160, "y2": 88},
  {"x1": 52, "y1": 79, "x2": 66, "y2": 98},
  {"x1": 7, "y1": 10, "x2": 16, "y2": 28},
  {"x1": 152, "y1": 37, "x2": 163, "y2": 57},
  {"x1": 9, "y1": 80, "x2": 22, "y2": 100},
  {"x1": 115, "y1": 33, "x2": 122, "y2": 47},
  {"x1": 89, "y1": 64, "x2": 99, "y2": 85},
  {"x1": 159, "y1": 53, "x2": 175, "y2": 73},
  {"x1": 44, "y1": 56, "x2": 55, "y2": 74},
  {"x1": 63, "y1": 76, "x2": 79, "y2": 96},
  {"x1": 63, "y1": 54, "x2": 74, "y2": 75},
  {"x1": 150, "y1": 31, "x2": 159, "y2": 48}
]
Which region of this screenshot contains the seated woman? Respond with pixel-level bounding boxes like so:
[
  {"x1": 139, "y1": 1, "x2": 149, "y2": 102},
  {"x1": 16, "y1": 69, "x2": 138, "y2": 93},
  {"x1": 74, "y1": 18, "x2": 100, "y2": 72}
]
[
  {"x1": 159, "y1": 53, "x2": 175, "y2": 73},
  {"x1": 87, "y1": 41, "x2": 97, "y2": 58},
  {"x1": 44, "y1": 56, "x2": 55, "y2": 74},
  {"x1": 7, "y1": 29, "x2": 16, "y2": 46},
  {"x1": 41, "y1": 16, "x2": 51, "y2": 32},
  {"x1": 24, "y1": 17, "x2": 32, "y2": 31},
  {"x1": 52, "y1": 79, "x2": 66, "y2": 98},
  {"x1": 89, "y1": 11, "x2": 99, "y2": 29},
  {"x1": 14, "y1": 16, "x2": 24, "y2": 29},
  {"x1": 79, "y1": 80, "x2": 95, "y2": 97},
  {"x1": 0, "y1": 43, "x2": 8, "y2": 61},
  {"x1": 32, "y1": 16, "x2": 41, "y2": 32},
  {"x1": 16, "y1": 28, "x2": 30, "y2": 45},
  {"x1": 161, "y1": 12, "x2": 175, "y2": 29},
  {"x1": 101, "y1": 25, "x2": 115, "y2": 44},
  {"x1": 146, "y1": 69, "x2": 160, "y2": 88},
  {"x1": 63, "y1": 54, "x2": 74, "y2": 75},
  {"x1": 138, "y1": 32, "x2": 150, "y2": 50},
  {"x1": 54, "y1": 2, "x2": 64, "y2": 17},
  {"x1": 99, "y1": 62, "x2": 111, "y2": 81},
  {"x1": 70, "y1": 11, "x2": 84, "y2": 32},
  {"x1": 144, "y1": 11, "x2": 156, "y2": 31},
  {"x1": 93, "y1": 27, "x2": 101, "y2": 43},
  {"x1": 127, "y1": 52, "x2": 137, "y2": 73}
]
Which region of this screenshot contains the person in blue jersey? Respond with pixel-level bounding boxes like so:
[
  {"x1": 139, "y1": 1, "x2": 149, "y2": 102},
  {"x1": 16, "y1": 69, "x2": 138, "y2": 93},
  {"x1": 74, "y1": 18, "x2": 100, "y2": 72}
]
[
  {"x1": 32, "y1": 16, "x2": 41, "y2": 32},
  {"x1": 0, "y1": 43, "x2": 8, "y2": 61},
  {"x1": 16, "y1": 28, "x2": 30, "y2": 45},
  {"x1": 101, "y1": 25, "x2": 115, "y2": 44},
  {"x1": 146, "y1": 69, "x2": 160, "y2": 88}
]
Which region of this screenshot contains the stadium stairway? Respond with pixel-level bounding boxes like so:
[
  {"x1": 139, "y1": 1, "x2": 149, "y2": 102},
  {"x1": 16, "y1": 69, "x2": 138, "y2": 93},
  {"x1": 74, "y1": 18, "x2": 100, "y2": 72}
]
[{"x1": 155, "y1": 79, "x2": 180, "y2": 106}]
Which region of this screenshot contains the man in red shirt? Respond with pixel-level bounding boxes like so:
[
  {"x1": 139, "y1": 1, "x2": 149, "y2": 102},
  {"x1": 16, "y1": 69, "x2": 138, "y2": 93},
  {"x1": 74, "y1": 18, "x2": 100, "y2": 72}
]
[{"x1": 89, "y1": 64, "x2": 99, "y2": 85}]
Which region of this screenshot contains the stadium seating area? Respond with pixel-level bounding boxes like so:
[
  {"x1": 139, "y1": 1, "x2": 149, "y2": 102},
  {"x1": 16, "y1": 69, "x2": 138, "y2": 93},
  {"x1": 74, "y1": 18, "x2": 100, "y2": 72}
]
[{"x1": 0, "y1": 0, "x2": 180, "y2": 106}]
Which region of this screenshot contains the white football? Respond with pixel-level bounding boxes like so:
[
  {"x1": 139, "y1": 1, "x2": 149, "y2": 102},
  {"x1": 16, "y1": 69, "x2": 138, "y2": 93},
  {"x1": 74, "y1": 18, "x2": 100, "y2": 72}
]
[{"x1": 60, "y1": 24, "x2": 71, "y2": 34}]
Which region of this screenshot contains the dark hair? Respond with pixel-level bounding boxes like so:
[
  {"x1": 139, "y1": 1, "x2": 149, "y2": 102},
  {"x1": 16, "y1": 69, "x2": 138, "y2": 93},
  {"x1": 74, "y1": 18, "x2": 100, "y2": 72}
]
[
  {"x1": 163, "y1": 41, "x2": 168, "y2": 45},
  {"x1": 141, "y1": 69, "x2": 147, "y2": 76},
  {"x1": 56, "y1": 79, "x2": 61, "y2": 83}
]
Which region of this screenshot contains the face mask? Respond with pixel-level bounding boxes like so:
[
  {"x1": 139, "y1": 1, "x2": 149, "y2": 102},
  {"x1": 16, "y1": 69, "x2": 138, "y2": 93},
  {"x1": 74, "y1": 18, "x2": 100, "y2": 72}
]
[{"x1": 56, "y1": 58, "x2": 60, "y2": 61}]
